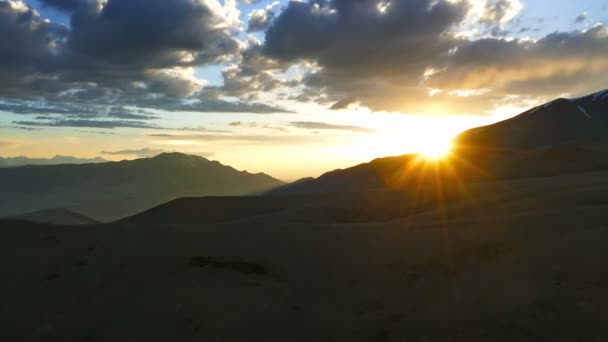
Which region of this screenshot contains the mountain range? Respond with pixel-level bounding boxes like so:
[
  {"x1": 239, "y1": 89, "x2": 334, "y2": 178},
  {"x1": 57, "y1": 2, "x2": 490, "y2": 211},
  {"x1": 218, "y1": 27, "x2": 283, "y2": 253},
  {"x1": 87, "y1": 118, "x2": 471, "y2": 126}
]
[
  {"x1": 0, "y1": 153, "x2": 284, "y2": 222},
  {"x1": 0, "y1": 155, "x2": 108, "y2": 167}
]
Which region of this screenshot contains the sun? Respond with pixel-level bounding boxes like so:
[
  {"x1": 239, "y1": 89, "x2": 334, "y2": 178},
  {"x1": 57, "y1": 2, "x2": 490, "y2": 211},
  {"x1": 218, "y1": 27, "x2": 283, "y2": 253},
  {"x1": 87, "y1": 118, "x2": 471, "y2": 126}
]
[{"x1": 417, "y1": 138, "x2": 453, "y2": 160}]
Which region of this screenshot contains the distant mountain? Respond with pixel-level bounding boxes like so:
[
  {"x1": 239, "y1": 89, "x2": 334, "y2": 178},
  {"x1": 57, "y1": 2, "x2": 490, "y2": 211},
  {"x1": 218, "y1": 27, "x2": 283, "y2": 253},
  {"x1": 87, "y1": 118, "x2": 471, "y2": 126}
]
[
  {"x1": 0, "y1": 155, "x2": 108, "y2": 167},
  {"x1": 7, "y1": 208, "x2": 100, "y2": 225},
  {"x1": 269, "y1": 89, "x2": 608, "y2": 195},
  {"x1": 0, "y1": 153, "x2": 284, "y2": 222}
]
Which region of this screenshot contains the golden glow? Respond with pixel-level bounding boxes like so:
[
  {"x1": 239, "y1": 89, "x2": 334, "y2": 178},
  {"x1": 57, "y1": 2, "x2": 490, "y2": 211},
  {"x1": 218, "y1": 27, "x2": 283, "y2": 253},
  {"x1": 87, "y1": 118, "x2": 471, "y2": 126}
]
[{"x1": 417, "y1": 137, "x2": 452, "y2": 160}]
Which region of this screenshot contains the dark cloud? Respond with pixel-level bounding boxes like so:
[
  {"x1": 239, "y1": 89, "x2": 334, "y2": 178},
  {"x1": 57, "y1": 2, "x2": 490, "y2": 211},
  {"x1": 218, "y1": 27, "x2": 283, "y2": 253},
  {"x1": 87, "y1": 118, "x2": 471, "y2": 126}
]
[
  {"x1": 12, "y1": 117, "x2": 235, "y2": 131},
  {"x1": 574, "y1": 13, "x2": 587, "y2": 24},
  {"x1": 255, "y1": 0, "x2": 471, "y2": 113},
  {"x1": 0, "y1": 100, "x2": 98, "y2": 116},
  {"x1": 65, "y1": 0, "x2": 240, "y2": 70},
  {"x1": 290, "y1": 121, "x2": 375, "y2": 133},
  {"x1": 0, "y1": 1, "x2": 68, "y2": 97},
  {"x1": 78, "y1": 130, "x2": 117, "y2": 135},
  {"x1": 107, "y1": 107, "x2": 158, "y2": 120},
  {"x1": 329, "y1": 97, "x2": 358, "y2": 110},
  {"x1": 0, "y1": 99, "x2": 164, "y2": 120},
  {"x1": 0, "y1": 0, "x2": 287, "y2": 123},
  {"x1": 14, "y1": 119, "x2": 160, "y2": 129}
]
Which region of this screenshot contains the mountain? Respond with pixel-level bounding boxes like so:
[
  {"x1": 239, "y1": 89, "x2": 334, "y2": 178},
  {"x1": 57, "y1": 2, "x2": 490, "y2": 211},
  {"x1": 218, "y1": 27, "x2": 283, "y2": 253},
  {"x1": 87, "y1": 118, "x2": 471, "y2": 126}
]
[
  {"x1": 7, "y1": 208, "x2": 99, "y2": 225},
  {"x1": 0, "y1": 155, "x2": 108, "y2": 167},
  {"x1": 0, "y1": 153, "x2": 284, "y2": 222},
  {"x1": 455, "y1": 89, "x2": 608, "y2": 150},
  {"x1": 269, "y1": 89, "x2": 608, "y2": 195}
]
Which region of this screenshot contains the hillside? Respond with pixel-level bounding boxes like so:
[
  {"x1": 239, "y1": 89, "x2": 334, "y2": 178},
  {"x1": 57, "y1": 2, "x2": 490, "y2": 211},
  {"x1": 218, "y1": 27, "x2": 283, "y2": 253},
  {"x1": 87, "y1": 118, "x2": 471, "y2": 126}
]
[{"x1": 0, "y1": 153, "x2": 284, "y2": 222}]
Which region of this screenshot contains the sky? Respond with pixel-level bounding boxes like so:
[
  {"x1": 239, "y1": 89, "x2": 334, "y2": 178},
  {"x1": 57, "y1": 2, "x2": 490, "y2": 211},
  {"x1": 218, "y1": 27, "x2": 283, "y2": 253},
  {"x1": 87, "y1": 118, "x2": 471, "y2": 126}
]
[{"x1": 0, "y1": 0, "x2": 607, "y2": 181}]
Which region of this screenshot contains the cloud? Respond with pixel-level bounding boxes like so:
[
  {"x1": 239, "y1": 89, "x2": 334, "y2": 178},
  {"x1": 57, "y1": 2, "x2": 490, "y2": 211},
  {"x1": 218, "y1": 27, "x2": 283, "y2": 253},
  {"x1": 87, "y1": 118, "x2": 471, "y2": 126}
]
[
  {"x1": 329, "y1": 97, "x2": 359, "y2": 110},
  {"x1": 0, "y1": 1, "x2": 68, "y2": 97},
  {"x1": 253, "y1": 0, "x2": 472, "y2": 113},
  {"x1": 574, "y1": 13, "x2": 587, "y2": 24},
  {"x1": 202, "y1": 59, "x2": 297, "y2": 102},
  {"x1": 4, "y1": 0, "x2": 608, "y2": 121},
  {"x1": 101, "y1": 147, "x2": 213, "y2": 158},
  {"x1": 426, "y1": 25, "x2": 608, "y2": 100},
  {"x1": 148, "y1": 132, "x2": 333, "y2": 144},
  {"x1": 0, "y1": 0, "x2": 288, "y2": 124},
  {"x1": 78, "y1": 130, "x2": 117, "y2": 135},
  {"x1": 101, "y1": 147, "x2": 167, "y2": 158},
  {"x1": 107, "y1": 107, "x2": 158, "y2": 120},
  {"x1": 247, "y1": 1, "x2": 279, "y2": 33},
  {"x1": 226, "y1": 0, "x2": 608, "y2": 115},
  {"x1": 290, "y1": 121, "x2": 376, "y2": 133},
  {"x1": 12, "y1": 117, "x2": 235, "y2": 131},
  {"x1": 14, "y1": 119, "x2": 160, "y2": 129},
  {"x1": 65, "y1": 0, "x2": 241, "y2": 70},
  {"x1": 479, "y1": 0, "x2": 523, "y2": 26},
  {"x1": 228, "y1": 120, "x2": 288, "y2": 132}
]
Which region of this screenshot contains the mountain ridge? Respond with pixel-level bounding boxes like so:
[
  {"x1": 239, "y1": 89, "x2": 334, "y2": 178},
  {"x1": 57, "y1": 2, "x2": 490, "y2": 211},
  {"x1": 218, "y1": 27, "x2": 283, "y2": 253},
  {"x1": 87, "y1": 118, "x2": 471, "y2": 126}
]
[
  {"x1": 268, "y1": 88, "x2": 608, "y2": 195},
  {"x1": 0, "y1": 153, "x2": 285, "y2": 221},
  {"x1": 0, "y1": 155, "x2": 108, "y2": 167}
]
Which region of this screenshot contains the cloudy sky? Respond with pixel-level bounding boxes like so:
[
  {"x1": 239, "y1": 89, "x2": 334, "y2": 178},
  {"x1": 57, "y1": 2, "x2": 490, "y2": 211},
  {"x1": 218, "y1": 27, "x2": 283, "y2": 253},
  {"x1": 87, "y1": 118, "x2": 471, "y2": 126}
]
[{"x1": 1, "y1": 0, "x2": 607, "y2": 180}]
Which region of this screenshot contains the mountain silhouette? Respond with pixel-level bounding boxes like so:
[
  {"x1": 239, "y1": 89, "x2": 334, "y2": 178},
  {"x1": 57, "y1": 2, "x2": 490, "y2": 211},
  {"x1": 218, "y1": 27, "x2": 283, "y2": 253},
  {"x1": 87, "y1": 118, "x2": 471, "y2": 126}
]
[
  {"x1": 269, "y1": 89, "x2": 608, "y2": 195},
  {"x1": 456, "y1": 89, "x2": 608, "y2": 150},
  {"x1": 0, "y1": 155, "x2": 108, "y2": 167},
  {"x1": 0, "y1": 153, "x2": 284, "y2": 221}
]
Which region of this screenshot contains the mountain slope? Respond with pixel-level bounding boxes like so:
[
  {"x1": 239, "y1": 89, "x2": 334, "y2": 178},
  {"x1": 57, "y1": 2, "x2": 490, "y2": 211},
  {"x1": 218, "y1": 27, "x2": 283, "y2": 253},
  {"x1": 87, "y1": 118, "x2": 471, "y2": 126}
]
[
  {"x1": 456, "y1": 90, "x2": 608, "y2": 150},
  {"x1": 269, "y1": 89, "x2": 608, "y2": 195},
  {"x1": 0, "y1": 153, "x2": 284, "y2": 221}
]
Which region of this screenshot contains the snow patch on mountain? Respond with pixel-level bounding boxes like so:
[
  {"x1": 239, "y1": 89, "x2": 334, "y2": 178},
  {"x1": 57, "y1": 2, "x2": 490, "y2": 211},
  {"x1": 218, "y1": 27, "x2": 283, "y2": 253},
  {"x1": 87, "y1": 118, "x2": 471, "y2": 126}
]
[{"x1": 577, "y1": 105, "x2": 592, "y2": 119}]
